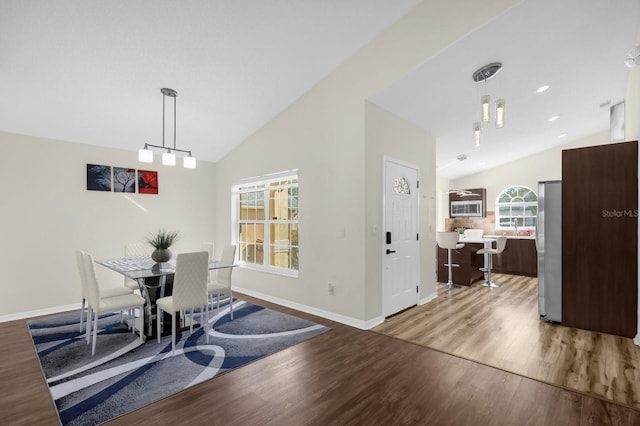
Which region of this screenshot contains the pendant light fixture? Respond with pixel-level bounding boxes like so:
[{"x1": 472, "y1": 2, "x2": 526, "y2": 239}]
[
  {"x1": 472, "y1": 62, "x2": 506, "y2": 145},
  {"x1": 473, "y1": 122, "x2": 482, "y2": 147},
  {"x1": 138, "y1": 88, "x2": 196, "y2": 169}
]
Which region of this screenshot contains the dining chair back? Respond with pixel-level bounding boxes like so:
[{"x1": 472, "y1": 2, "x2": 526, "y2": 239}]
[
  {"x1": 217, "y1": 244, "x2": 236, "y2": 287},
  {"x1": 156, "y1": 251, "x2": 210, "y2": 355},
  {"x1": 124, "y1": 243, "x2": 153, "y2": 290},
  {"x1": 172, "y1": 251, "x2": 209, "y2": 312},
  {"x1": 201, "y1": 242, "x2": 215, "y2": 283},
  {"x1": 83, "y1": 252, "x2": 145, "y2": 355},
  {"x1": 208, "y1": 244, "x2": 237, "y2": 320}
]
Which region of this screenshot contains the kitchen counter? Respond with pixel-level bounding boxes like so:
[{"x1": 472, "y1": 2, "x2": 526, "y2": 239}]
[
  {"x1": 448, "y1": 234, "x2": 538, "y2": 278},
  {"x1": 484, "y1": 234, "x2": 536, "y2": 240},
  {"x1": 436, "y1": 242, "x2": 484, "y2": 286}
]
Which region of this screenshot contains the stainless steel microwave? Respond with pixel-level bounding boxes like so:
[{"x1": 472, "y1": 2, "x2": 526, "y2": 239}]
[{"x1": 450, "y1": 200, "x2": 483, "y2": 217}]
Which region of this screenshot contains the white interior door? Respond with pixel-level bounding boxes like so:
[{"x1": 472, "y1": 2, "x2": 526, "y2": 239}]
[{"x1": 383, "y1": 158, "x2": 420, "y2": 317}]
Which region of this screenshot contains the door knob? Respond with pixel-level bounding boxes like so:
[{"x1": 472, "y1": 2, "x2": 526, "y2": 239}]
[{"x1": 386, "y1": 249, "x2": 396, "y2": 254}]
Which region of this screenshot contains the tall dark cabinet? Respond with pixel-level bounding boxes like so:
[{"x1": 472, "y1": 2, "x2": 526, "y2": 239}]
[{"x1": 562, "y1": 141, "x2": 638, "y2": 338}]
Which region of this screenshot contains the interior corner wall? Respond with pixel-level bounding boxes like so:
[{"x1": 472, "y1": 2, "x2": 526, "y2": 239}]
[
  {"x1": 364, "y1": 102, "x2": 436, "y2": 320},
  {"x1": 0, "y1": 131, "x2": 216, "y2": 317},
  {"x1": 214, "y1": 0, "x2": 518, "y2": 325}
]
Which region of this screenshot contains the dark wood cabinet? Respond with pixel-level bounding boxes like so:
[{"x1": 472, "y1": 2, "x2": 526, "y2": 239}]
[
  {"x1": 562, "y1": 141, "x2": 638, "y2": 338},
  {"x1": 492, "y1": 238, "x2": 537, "y2": 277},
  {"x1": 437, "y1": 243, "x2": 484, "y2": 286}
]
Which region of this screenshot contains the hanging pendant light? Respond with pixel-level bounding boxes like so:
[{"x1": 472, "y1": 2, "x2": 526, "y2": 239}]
[
  {"x1": 495, "y1": 99, "x2": 505, "y2": 128},
  {"x1": 473, "y1": 122, "x2": 481, "y2": 147},
  {"x1": 471, "y1": 62, "x2": 505, "y2": 146},
  {"x1": 137, "y1": 88, "x2": 197, "y2": 169},
  {"x1": 481, "y1": 95, "x2": 491, "y2": 124}
]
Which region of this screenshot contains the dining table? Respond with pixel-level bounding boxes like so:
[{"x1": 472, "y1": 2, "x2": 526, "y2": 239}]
[{"x1": 96, "y1": 256, "x2": 236, "y2": 338}]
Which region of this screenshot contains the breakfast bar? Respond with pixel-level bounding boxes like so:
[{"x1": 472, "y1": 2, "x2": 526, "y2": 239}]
[{"x1": 436, "y1": 234, "x2": 538, "y2": 286}]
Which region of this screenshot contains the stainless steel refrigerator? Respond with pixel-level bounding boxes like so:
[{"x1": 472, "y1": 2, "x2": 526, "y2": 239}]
[{"x1": 537, "y1": 180, "x2": 562, "y2": 323}]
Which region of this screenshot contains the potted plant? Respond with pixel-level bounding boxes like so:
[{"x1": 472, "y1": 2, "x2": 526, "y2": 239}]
[{"x1": 146, "y1": 229, "x2": 180, "y2": 263}]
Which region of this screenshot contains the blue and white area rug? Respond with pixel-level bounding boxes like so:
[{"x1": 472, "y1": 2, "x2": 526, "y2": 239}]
[{"x1": 28, "y1": 299, "x2": 329, "y2": 425}]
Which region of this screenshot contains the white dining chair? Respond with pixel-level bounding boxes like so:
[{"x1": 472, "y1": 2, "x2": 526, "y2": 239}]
[
  {"x1": 123, "y1": 242, "x2": 153, "y2": 290},
  {"x1": 75, "y1": 250, "x2": 133, "y2": 334},
  {"x1": 208, "y1": 244, "x2": 237, "y2": 321},
  {"x1": 156, "y1": 251, "x2": 210, "y2": 355},
  {"x1": 83, "y1": 252, "x2": 145, "y2": 355},
  {"x1": 201, "y1": 242, "x2": 215, "y2": 283}
]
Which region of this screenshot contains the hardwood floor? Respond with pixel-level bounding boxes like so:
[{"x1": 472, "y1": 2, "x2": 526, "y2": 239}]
[
  {"x1": 373, "y1": 273, "x2": 640, "y2": 411},
  {"x1": 1, "y1": 292, "x2": 639, "y2": 425}
]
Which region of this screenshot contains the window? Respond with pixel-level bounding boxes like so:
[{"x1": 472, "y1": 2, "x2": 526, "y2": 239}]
[
  {"x1": 495, "y1": 185, "x2": 537, "y2": 230},
  {"x1": 232, "y1": 171, "x2": 299, "y2": 276}
]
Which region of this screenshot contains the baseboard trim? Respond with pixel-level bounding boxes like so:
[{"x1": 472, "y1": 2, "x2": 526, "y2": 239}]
[
  {"x1": 2, "y1": 290, "x2": 393, "y2": 332},
  {"x1": 0, "y1": 303, "x2": 80, "y2": 323},
  {"x1": 419, "y1": 291, "x2": 438, "y2": 306},
  {"x1": 234, "y1": 286, "x2": 381, "y2": 330}
]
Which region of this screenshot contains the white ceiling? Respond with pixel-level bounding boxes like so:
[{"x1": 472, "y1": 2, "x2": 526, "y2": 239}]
[
  {"x1": 2, "y1": 1, "x2": 639, "y2": 179},
  {"x1": 0, "y1": 0, "x2": 420, "y2": 161},
  {"x1": 372, "y1": 0, "x2": 640, "y2": 179}
]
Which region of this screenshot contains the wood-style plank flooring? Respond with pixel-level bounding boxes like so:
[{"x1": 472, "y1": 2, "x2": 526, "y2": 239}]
[
  {"x1": 374, "y1": 273, "x2": 640, "y2": 411},
  {"x1": 1, "y1": 292, "x2": 639, "y2": 425}
]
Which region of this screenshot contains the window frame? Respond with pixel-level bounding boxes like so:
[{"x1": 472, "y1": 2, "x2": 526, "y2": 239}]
[
  {"x1": 232, "y1": 170, "x2": 299, "y2": 277},
  {"x1": 495, "y1": 185, "x2": 538, "y2": 231}
]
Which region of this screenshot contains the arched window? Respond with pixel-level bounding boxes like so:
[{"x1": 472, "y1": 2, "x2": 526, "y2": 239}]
[{"x1": 495, "y1": 185, "x2": 538, "y2": 230}]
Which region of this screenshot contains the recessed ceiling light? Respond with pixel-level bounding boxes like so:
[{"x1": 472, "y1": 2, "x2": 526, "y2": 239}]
[
  {"x1": 558, "y1": 133, "x2": 568, "y2": 138},
  {"x1": 548, "y1": 115, "x2": 560, "y2": 122},
  {"x1": 536, "y1": 85, "x2": 550, "y2": 93}
]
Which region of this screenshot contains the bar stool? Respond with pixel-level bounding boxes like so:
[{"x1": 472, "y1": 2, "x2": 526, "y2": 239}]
[
  {"x1": 436, "y1": 232, "x2": 464, "y2": 289},
  {"x1": 477, "y1": 236, "x2": 507, "y2": 288}
]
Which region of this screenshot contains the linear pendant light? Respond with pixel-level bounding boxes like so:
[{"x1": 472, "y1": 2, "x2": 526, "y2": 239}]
[{"x1": 138, "y1": 88, "x2": 196, "y2": 169}]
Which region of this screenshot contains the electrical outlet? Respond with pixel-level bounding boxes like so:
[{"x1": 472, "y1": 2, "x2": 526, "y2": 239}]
[{"x1": 328, "y1": 282, "x2": 335, "y2": 295}]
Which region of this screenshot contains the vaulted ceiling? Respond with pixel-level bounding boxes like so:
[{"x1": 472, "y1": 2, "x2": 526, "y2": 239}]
[{"x1": 1, "y1": 1, "x2": 639, "y2": 180}]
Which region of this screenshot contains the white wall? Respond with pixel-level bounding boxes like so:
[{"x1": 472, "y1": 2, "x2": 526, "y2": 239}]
[
  {"x1": 215, "y1": 0, "x2": 518, "y2": 326},
  {"x1": 435, "y1": 175, "x2": 452, "y2": 232},
  {"x1": 364, "y1": 102, "x2": 436, "y2": 320},
  {"x1": 0, "y1": 131, "x2": 216, "y2": 318}
]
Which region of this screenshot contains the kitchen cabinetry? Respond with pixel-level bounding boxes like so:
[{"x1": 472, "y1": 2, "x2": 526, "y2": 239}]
[
  {"x1": 437, "y1": 243, "x2": 484, "y2": 286},
  {"x1": 492, "y1": 238, "x2": 537, "y2": 277}
]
